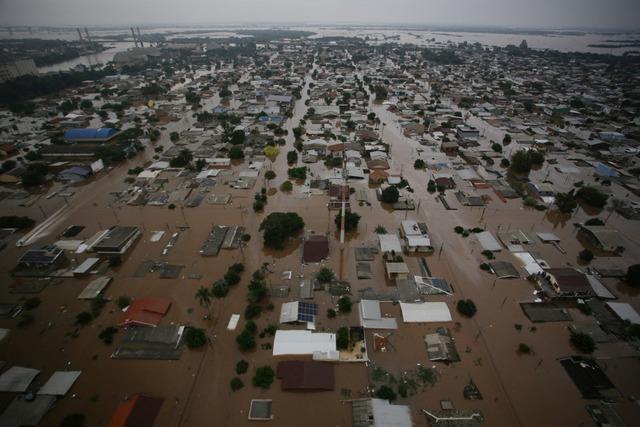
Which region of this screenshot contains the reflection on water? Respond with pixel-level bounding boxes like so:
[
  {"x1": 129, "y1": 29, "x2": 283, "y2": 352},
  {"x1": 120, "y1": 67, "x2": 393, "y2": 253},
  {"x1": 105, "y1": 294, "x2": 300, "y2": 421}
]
[{"x1": 37, "y1": 42, "x2": 135, "y2": 73}]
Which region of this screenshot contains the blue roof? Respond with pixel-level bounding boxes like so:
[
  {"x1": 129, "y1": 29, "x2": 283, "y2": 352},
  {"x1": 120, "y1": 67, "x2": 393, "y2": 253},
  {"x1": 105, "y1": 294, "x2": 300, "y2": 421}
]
[
  {"x1": 64, "y1": 128, "x2": 118, "y2": 140},
  {"x1": 594, "y1": 162, "x2": 619, "y2": 178}
]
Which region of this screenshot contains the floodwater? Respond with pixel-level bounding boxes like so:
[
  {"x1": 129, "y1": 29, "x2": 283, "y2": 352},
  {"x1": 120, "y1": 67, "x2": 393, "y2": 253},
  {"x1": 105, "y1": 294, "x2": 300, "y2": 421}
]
[
  {"x1": 1, "y1": 49, "x2": 639, "y2": 427},
  {"x1": 37, "y1": 42, "x2": 136, "y2": 73}
]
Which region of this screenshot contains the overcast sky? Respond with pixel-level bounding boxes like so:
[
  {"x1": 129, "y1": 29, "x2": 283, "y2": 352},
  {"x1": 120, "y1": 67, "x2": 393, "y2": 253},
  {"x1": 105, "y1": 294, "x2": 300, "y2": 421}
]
[{"x1": 1, "y1": 0, "x2": 638, "y2": 30}]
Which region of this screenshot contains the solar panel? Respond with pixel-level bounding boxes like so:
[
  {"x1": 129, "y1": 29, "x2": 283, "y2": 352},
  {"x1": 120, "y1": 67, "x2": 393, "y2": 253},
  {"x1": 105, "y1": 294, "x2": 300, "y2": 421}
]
[{"x1": 297, "y1": 302, "x2": 318, "y2": 322}]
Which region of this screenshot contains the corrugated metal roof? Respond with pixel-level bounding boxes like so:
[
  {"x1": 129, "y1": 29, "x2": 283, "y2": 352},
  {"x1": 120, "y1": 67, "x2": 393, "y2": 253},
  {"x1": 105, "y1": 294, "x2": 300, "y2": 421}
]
[{"x1": 64, "y1": 127, "x2": 118, "y2": 140}]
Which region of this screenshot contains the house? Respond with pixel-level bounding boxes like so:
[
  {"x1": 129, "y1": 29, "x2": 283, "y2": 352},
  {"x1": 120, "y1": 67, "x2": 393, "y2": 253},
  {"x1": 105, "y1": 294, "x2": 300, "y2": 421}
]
[
  {"x1": 541, "y1": 268, "x2": 594, "y2": 298},
  {"x1": 272, "y1": 330, "x2": 337, "y2": 357},
  {"x1": 58, "y1": 166, "x2": 92, "y2": 183},
  {"x1": 17, "y1": 245, "x2": 67, "y2": 270},
  {"x1": 358, "y1": 300, "x2": 398, "y2": 329},
  {"x1": 64, "y1": 128, "x2": 119, "y2": 143},
  {"x1": 279, "y1": 301, "x2": 319, "y2": 324},
  {"x1": 440, "y1": 140, "x2": 459, "y2": 155},
  {"x1": 456, "y1": 125, "x2": 480, "y2": 141},
  {"x1": 378, "y1": 234, "x2": 402, "y2": 254},
  {"x1": 527, "y1": 182, "x2": 556, "y2": 204},
  {"x1": 107, "y1": 394, "x2": 164, "y2": 427},
  {"x1": 276, "y1": 361, "x2": 335, "y2": 391},
  {"x1": 385, "y1": 261, "x2": 410, "y2": 280},
  {"x1": 400, "y1": 220, "x2": 432, "y2": 253},
  {"x1": 577, "y1": 225, "x2": 625, "y2": 253},
  {"x1": 424, "y1": 329, "x2": 460, "y2": 362},
  {"x1": 118, "y1": 297, "x2": 171, "y2": 327},
  {"x1": 91, "y1": 226, "x2": 141, "y2": 255},
  {"x1": 351, "y1": 399, "x2": 413, "y2": 427}
]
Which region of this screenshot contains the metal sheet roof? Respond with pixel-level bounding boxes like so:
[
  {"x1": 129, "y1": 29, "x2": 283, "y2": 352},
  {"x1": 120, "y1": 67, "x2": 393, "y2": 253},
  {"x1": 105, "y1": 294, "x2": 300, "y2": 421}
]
[{"x1": 37, "y1": 371, "x2": 81, "y2": 396}]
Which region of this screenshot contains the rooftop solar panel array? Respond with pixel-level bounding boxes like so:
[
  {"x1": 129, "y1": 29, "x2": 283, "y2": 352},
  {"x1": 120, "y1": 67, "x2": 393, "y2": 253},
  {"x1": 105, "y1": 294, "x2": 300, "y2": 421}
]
[{"x1": 297, "y1": 302, "x2": 318, "y2": 322}]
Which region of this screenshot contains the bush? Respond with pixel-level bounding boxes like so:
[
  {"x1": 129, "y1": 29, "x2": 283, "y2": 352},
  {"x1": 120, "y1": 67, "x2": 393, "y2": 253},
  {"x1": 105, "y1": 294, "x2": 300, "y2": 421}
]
[
  {"x1": 316, "y1": 267, "x2": 335, "y2": 283},
  {"x1": 571, "y1": 332, "x2": 596, "y2": 353},
  {"x1": 327, "y1": 308, "x2": 336, "y2": 318},
  {"x1": 23, "y1": 297, "x2": 41, "y2": 310},
  {"x1": 479, "y1": 263, "x2": 491, "y2": 271},
  {"x1": 454, "y1": 226, "x2": 464, "y2": 234},
  {"x1": 98, "y1": 327, "x2": 118, "y2": 344},
  {"x1": 579, "y1": 249, "x2": 594, "y2": 262},
  {"x1": 500, "y1": 158, "x2": 510, "y2": 168},
  {"x1": 374, "y1": 225, "x2": 387, "y2": 234},
  {"x1": 585, "y1": 218, "x2": 604, "y2": 226},
  {"x1": 576, "y1": 186, "x2": 609, "y2": 208},
  {"x1": 259, "y1": 212, "x2": 304, "y2": 249},
  {"x1": 280, "y1": 180, "x2": 293, "y2": 192},
  {"x1": 457, "y1": 299, "x2": 477, "y2": 317},
  {"x1": 253, "y1": 200, "x2": 264, "y2": 212},
  {"x1": 427, "y1": 180, "x2": 436, "y2": 193},
  {"x1": 414, "y1": 159, "x2": 425, "y2": 169},
  {"x1": 338, "y1": 296, "x2": 352, "y2": 313},
  {"x1": 491, "y1": 143, "x2": 502, "y2": 153},
  {"x1": 336, "y1": 327, "x2": 349, "y2": 350},
  {"x1": 184, "y1": 327, "x2": 207, "y2": 348},
  {"x1": 245, "y1": 320, "x2": 257, "y2": 334},
  {"x1": 375, "y1": 385, "x2": 397, "y2": 401},
  {"x1": 517, "y1": 343, "x2": 532, "y2": 354},
  {"x1": 230, "y1": 263, "x2": 245, "y2": 274},
  {"x1": 236, "y1": 360, "x2": 249, "y2": 374},
  {"x1": 109, "y1": 257, "x2": 122, "y2": 268},
  {"x1": 264, "y1": 170, "x2": 276, "y2": 180},
  {"x1": 287, "y1": 150, "x2": 298, "y2": 164},
  {"x1": 252, "y1": 366, "x2": 275, "y2": 389},
  {"x1": 236, "y1": 330, "x2": 256, "y2": 351},
  {"x1": 229, "y1": 146, "x2": 244, "y2": 159},
  {"x1": 230, "y1": 377, "x2": 244, "y2": 391}
]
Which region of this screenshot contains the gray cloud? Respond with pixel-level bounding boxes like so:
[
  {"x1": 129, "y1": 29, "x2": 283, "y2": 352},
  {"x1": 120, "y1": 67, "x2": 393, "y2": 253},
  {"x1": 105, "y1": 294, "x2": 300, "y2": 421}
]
[{"x1": 0, "y1": 0, "x2": 638, "y2": 30}]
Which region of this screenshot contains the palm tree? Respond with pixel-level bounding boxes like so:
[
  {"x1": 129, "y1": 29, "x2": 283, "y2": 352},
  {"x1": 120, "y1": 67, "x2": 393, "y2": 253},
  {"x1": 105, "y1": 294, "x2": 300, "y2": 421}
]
[{"x1": 195, "y1": 286, "x2": 212, "y2": 318}]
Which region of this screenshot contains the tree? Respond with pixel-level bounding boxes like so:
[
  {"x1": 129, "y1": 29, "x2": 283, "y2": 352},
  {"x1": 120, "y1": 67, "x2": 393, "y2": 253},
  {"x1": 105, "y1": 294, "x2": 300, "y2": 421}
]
[
  {"x1": 252, "y1": 366, "x2": 275, "y2": 389},
  {"x1": 381, "y1": 186, "x2": 400, "y2": 204},
  {"x1": 374, "y1": 85, "x2": 388, "y2": 100},
  {"x1": 375, "y1": 385, "x2": 397, "y2": 401},
  {"x1": 195, "y1": 286, "x2": 213, "y2": 315},
  {"x1": 579, "y1": 249, "x2": 594, "y2": 263},
  {"x1": 427, "y1": 180, "x2": 436, "y2": 193},
  {"x1": 21, "y1": 163, "x2": 48, "y2": 187},
  {"x1": 211, "y1": 280, "x2": 229, "y2": 298},
  {"x1": 229, "y1": 145, "x2": 244, "y2": 159},
  {"x1": 335, "y1": 210, "x2": 361, "y2": 232},
  {"x1": 491, "y1": 143, "x2": 502, "y2": 153},
  {"x1": 367, "y1": 112, "x2": 376, "y2": 121},
  {"x1": 510, "y1": 150, "x2": 532, "y2": 174},
  {"x1": 0, "y1": 216, "x2": 35, "y2": 230},
  {"x1": 230, "y1": 377, "x2": 244, "y2": 391},
  {"x1": 195, "y1": 158, "x2": 206, "y2": 171},
  {"x1": 184, "y1": 327, "x2": 207, "y2": 348},
  {"x1": 414, "y1": 159, "x2": 425, "y2": 169},
  {"x1": 503, "y1": 134, "x2": 512, "y2": 145},
  {"x1": 626, "y1": 264, "x2": 640, "y2": 288},
  {"x1": 336, "y1": 327, "x2": 349, "y2": 350},
  {"x1": 230, "y1": 129, "x2": 245, "y2": 145},
  {"x1": 60, "y1": 413, "x2": 85, "y2": 427},
  {"x1": 287, "y1": 150, "x2": 298, "y2": 164},
  {"x1": 287, "y1": 167, "x2": 307, "y2": 180},
  {"x1": 170, "y1": 149, "x2": 192, "y2": 167},
  {"x1": 374, "y1": 225, "x2": 387, "y2": 234},
  {"x1": 576, "y1": 186, "x2": 609, "y2": 209},
  {"x1": 265, "y1": 170, "x2": 276, "y2": 180},
  {"x1": 236, "y1": 330, "x2": 256, "y2": 351},
  {"x1": 259, "y1": 212, "x2": 305, "y2": 249},
  {"x1": 327, "y1": 308, "x2": 336, "y2": 318},
  {"x1": 457, "y1": 299, "x2": 477, "y2": 317},
  {"x1": 316, "y1": 267, "x2": 335, "y2": 283},
  {"x1": 517, "y1": 343, "x2": 532, "y2": 354},
  {"x1": 280, "y1": 180, "x2": 293, "y2": 192},
  {"x1": 555, "y1": 192, "x2": 577, "y2": 213},
  {"x1": 571, "y1": 332, "x2": 596, "y2": 353},
  {"x1": 224, "y1": 270, "x2": 241, "y2": 286},
  {"x1": 338, "y1": 296, "x2": 352, "y2": 313},
  {"x1": 170, "y1": 132, "x2": 179, "y2": 142},
  {"x1": 80, "y1": 99, "x2": 93, "y2": 110},
  {"x1": 75, "y1": 312, "x2": 93, "y2": 326}
]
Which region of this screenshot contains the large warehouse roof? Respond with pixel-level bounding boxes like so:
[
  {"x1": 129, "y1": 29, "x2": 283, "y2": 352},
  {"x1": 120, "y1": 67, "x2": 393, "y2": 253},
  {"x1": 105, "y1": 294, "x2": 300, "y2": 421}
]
[{"x1": 64, "y1": 128, "x2": 119, "y2": 141}]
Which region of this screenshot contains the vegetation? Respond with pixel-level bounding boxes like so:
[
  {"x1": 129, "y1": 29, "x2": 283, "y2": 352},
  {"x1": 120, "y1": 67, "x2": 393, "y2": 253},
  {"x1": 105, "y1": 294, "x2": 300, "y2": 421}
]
[
  {"x1": 626, "y1": 264, "x2": 640, "y2": 288},
  {"x1": 327, "y1": 308, "x2": 337, "y2": 319},
  {"x1": 184, "y1": 327, "x2": 207, "y2": 348},
  {"x1": 230, "y1": 377, "x2": 244, "y2": 391},
  {"x1": 579, "y1": 249, "x2": 594, "y2": 263},
  {"x1": 336, "y1": 327, "x2": 349, "y2": 350},
  {"x1": 287, "y1": 150, "x2": 298, "y2": 164},
  {"x1": 169, "y1": 149, "x2": 193, "y2": 167},
  {"x1": 413, "y1": 159, "x2": 426, "y2": 169},
  {"x1": 510, "y1": 150, "x2": 545, "y2": 174},
  {"x1": 116, "y1": 296, "x2": 130, "y2": 309},
  {"x1": 375, "y1": 385, "x2": 397, "y2": 401},
  {"x1": 335, "y1": 210, "x2": 361, "y2": 232},
  {"x1": 380, "y1": 186, "x2": 400, "y2": 204},
  {"x1": 229, "y1": 145, "x2": 244, "y2": 159},
  {"x1": 59, "y1": 413, "x2": 85, "y2": 427},
  {"x1": 571, "y1": 332, "x2": 596, "y2": 353},
  {"x1": 259, "y1": 212, "x2": 304, "y2": 249},
  {"x1": 316, "y1": 267, "x2": 335, "y2": 283},
  {"x1": 555, "y1": 192, "x2": 577, "y2": 213},
  {"x1": 0, "y1": 216, "x2": 35, "y2": 230},
  {"x1": 75, "y1": 312, "x2": 93, "y2": 326},
  {"x1": 374, "y1": 225, "x2": 387, "y2": 234},
  {"x1": 457, "y1": 299, "x2": 477, "y2": 317},
  {"x1": 252, "y1": 366, "x2": 275, "y2": 389},
  {"x1": 287, "y1": 167, "x2": 307, "y2": 180},
  {"x1": 236, "y1": 330, "x2": 256, "y2": 351},
  {"x1": 280, "y1": 180, "x2": 293, "y2": 192},
  {"x1": 517, "y1": 343, "x2": 532, "y2": 354},
  {"x1": 338, "y1": 296, "x2": 352, "y2": 313},
  {"x1": 195, "y1": 286, "x2": 213, "y2": 315},
  {"x1": 264, "y1": 170, "x2": 276, "y2": 180},
  {"x1": 585, "y1": 218, "x2": 605, "y2": 226},
  {"x1": 23, "y1": 297, "x2": 41, "y2": 310},
  {"x1": 212, "y1": 280, "x2": 229, "y2": 298},
  {"x1": 236, "y1": 360, "x2": 249, "y2": 375},
  {"x1": 576, "y1": 186, "x2": 609, "y2": 208},
  {"x1": 98, "y1": 327, "x2": 118, "y2": 344}
]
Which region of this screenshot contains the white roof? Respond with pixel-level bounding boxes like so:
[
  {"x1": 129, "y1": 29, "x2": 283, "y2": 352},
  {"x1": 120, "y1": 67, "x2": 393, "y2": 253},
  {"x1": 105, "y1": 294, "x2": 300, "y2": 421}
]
[
  {"x1": 378, "y1": 234, "x2": 402, "y2": 253},
  {"x1": 406, "y1": 235, "x2": 431, "y2": 247},
  {"x1": 37, "y1": 371, "x2": 81, "y2": 396},
  {"x1": 196, "y1": 169, "x2": 220, "y2": 179},
  {"x1": 400, "y1": 302, "x2": 452, "y2": 323},
  {"x1": 606, "y1": 302, "x2": 640, "y2": 324},
  {"x1": 137, "y1": 170, "x2": 161, "y2": 179},
  {"x1": 72, "y1": 257, "x2": 100, "y2": 275},
  {"x1": 149, "y1": 161, "x2": 170, "y2": 170},
  {"x1": 279, "y1": 301, "x2": 299, "y2": 323},
  {"x1": 227, "y1": 314, "x2": 240, "y2": 330},
  {"x1": 370, "y1": 398, "x2": 413, "y2": 427},
  {"x1": 476, "y1": 231, "x2": 502, "y2": 252},
  {"x1": 512, "y1": 252, "x2": 544, "y2": 275},
  {"x1": 586, "y1": 275, "x2": 615, "y2": 299},
  {"x1": 272, "y1": 330, "x2": 336, "y2": 356},
  {"x1": 537, "y1": 232, "x2": 560, "y2": 242},
  {"x1": 401, "y1": 220, "x2": 421, "y2": 236},
  {"x1": 77, "y1": 276, "x2": 111, "y2": 299},
  {"x1": 0, "y1": 367, "x2": 39, "y2": 392},
  {"x1": 359, "y1": 300, "x2": 398, "y2": 329}
]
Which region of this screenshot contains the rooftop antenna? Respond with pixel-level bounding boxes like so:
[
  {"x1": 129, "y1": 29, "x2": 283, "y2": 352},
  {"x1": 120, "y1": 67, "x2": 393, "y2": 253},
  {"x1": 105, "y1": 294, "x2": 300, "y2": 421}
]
[
  {"x1": 137, "y1": 27, "x2": 144, "y2": 47},
  {"x1": 131, "y1": 27, "x2": 139, "y2": 48}
]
